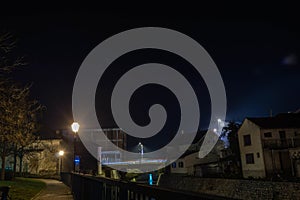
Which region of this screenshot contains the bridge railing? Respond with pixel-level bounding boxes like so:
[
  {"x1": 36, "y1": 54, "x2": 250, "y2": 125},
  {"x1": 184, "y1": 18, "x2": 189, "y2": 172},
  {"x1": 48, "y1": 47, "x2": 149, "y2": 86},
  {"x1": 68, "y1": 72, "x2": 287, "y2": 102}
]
[{"x1": 61, "y1": 172, "x2": 231, "y2": 200}]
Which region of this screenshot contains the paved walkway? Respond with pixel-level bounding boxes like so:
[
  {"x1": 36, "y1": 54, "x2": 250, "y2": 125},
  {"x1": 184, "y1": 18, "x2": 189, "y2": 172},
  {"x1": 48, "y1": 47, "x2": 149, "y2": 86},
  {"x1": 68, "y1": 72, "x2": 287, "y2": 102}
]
[{"x1": 33, "y1": 179, "x2": 73, "y2": 200}]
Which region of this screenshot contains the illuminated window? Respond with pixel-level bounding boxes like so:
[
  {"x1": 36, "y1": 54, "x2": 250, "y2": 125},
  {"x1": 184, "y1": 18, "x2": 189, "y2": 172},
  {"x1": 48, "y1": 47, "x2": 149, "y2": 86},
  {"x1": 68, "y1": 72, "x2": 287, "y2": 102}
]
[
  {"x1": 244, "y1": 135, "x2": 251, "y2": 146},
  {"x1": 246, "y1": 153, "x2": 254, "y2": 164}
]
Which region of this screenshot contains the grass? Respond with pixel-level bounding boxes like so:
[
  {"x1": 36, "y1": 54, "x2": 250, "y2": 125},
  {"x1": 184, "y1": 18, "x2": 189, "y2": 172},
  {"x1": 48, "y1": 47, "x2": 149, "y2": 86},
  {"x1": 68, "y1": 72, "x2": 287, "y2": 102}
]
[{"x1": 0, "y1": 177, "x2": 46, "y2": 200}]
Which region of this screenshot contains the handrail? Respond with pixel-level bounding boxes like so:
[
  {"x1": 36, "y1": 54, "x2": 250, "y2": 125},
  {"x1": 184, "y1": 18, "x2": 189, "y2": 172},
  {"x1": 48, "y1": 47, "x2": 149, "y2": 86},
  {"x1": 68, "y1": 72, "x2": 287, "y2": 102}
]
[
  {"x1": 61, "y1": 172, "x2": 232, "y2": 200},
  {"x1": 262, "y1": 138, "x2": 300, "y2": 149}
]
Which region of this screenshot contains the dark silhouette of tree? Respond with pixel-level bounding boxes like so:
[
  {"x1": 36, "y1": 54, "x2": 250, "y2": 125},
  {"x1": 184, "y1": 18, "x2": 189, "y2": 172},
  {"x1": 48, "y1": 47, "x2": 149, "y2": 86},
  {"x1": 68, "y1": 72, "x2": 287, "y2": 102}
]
[{"x1": 221, "y1": 121, "x2": 241, "y2": 177}]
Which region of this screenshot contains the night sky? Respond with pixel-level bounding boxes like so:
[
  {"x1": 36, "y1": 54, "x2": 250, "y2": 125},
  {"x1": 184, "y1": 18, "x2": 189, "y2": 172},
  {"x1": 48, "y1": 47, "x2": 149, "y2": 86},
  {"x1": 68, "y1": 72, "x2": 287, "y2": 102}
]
[{"x1": 1, "y1": 13, "x2": 299, "y2": 134}]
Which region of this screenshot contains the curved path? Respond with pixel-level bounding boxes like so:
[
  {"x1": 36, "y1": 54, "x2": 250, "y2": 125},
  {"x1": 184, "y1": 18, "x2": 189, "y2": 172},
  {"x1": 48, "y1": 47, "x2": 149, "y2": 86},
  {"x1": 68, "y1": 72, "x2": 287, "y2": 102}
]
[{"x1": 33, "y1": 179, "x2": 73, "y2": 200}]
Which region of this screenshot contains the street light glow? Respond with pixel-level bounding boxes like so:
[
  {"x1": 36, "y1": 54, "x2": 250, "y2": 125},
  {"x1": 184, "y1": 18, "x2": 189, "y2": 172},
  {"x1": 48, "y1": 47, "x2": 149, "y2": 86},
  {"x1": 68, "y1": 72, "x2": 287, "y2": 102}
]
[
  {"x1": 138, "y1": 142, "x2": 144, "y2": 155},
  {"x1": 71, "y1": 122, "x2": 80, "y2": 133},
  {"x1": 58, "y1": 150, "x2": 64, "y2": 156}
]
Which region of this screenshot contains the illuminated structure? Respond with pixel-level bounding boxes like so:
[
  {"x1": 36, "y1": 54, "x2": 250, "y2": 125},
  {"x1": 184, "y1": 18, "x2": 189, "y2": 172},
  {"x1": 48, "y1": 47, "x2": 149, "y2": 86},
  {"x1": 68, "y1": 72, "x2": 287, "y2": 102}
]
[
  {"x1": 71, "y1": 122, "x2": 80, "y2": 172},
  {"x1": 83, "y1": 128, "x2": 127, "y2": 174},
  {"x1": 58, "y1": 150, "x2": 64, "y2": 174}
]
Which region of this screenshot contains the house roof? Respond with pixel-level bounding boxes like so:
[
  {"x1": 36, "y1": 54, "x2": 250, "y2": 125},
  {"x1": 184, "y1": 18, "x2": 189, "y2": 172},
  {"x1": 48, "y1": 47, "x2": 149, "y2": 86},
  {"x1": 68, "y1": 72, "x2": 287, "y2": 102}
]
[
  {"x1": 180, "y1": 136, "x2": 224, "y2": 159},
  {"x1": 247, "y1": 113, "x2": 300, "y2": 129}
]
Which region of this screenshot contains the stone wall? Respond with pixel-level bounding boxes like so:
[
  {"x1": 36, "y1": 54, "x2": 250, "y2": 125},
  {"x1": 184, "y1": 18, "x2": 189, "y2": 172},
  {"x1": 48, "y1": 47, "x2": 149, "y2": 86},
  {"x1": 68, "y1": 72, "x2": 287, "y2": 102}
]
[{"x1": 159, "y1": 175, "x2": 300, "y2": 200}]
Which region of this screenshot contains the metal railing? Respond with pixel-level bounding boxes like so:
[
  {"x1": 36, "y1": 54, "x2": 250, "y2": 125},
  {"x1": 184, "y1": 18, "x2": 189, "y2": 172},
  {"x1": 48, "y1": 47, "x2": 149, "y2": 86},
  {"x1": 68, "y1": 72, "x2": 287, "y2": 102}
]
[
  {"x1": 61, "y1": 172, "x2": 230, "y2": 200},
  {"x1": 262, "y1": 138, "x2": 300, "y2": 149}
]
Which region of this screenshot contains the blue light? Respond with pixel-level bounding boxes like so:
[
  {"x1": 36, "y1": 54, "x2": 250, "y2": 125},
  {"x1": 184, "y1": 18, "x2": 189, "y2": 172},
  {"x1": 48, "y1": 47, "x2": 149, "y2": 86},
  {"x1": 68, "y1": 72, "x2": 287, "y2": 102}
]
[
  {"x1": 74, "y1": 155, "x2": 80, "y2": 163},
  {"x1": 149, "y1": 174, "x2": 153, "y2": 185}
]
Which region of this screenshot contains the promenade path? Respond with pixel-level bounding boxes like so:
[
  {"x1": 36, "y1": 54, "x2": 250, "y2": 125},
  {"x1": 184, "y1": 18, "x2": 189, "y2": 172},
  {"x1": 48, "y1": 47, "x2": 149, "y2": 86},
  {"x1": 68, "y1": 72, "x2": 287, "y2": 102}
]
[{"x1": 33, "y1": 179, "x2": 73, "y2": 200}]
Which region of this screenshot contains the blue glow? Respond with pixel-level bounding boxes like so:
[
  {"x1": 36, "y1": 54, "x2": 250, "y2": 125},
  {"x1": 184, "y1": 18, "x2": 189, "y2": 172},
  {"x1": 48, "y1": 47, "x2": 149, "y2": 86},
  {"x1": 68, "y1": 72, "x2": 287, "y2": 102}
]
[
  {"x1": 149, "y1": 174, "x2": 153, "y2": 185},
  {"x1": 74, "y1": 156, "x2": 80, "y2": 163}
]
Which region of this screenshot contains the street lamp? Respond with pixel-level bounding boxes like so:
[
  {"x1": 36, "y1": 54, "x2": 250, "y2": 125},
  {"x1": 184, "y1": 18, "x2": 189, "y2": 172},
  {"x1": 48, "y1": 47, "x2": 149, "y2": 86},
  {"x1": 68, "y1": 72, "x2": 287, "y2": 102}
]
[
  {"x1": 71, "y1": 122, "x2": 80, "y2": 133},
  {"x1": 71, "y1": 122, "x2": 80, "y2": 172},
  {"x1": 59, "y1": 150, "x2": 64, "y2": 156},
  {"x1": 138, "y1": 142, "x2": 144, "y2": 162},
  {"x1": 58, "y1": 150, "x2": 64, "y2": 174}
]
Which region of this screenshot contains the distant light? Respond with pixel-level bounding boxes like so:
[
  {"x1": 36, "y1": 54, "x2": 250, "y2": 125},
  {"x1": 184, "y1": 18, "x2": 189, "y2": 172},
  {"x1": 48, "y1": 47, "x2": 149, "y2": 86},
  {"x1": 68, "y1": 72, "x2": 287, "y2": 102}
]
[
  {"x1": 138, "y1": 142, "x2": 144, "y2": 155},
  {"x1": 71, "y1": 122, "x2": 80, "y2": 133},
  {"x1": 213, "y1": 128, "x2": 217, "y2": 133},
  {"x1": 74, "y1": 155, "x2": 80, "y2": 163},
  {"x1": 58, "y1": 150, "x2": 64, "y2": 156},
  {"x1": 217, "y1": 119, "x2": 222, "y2": 122},
  {"x1": 141, "y1": 145, "x2": 144, "y2": 155},
  {"x1": 149, "y1": 174, "x2": 153, "y2": 185}
]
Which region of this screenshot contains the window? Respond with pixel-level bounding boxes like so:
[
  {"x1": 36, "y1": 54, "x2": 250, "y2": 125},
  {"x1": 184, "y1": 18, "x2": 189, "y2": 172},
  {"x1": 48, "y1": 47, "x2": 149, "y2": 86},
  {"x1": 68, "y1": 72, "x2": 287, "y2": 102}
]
[
  {"x1": 257, "y1": 152, "x2": 260, "y2": 158},
  {"x1": 279, "y1": 131, "x2": 286, "y2": 139},
  {"x1": 171, "y1": 162, "x2": 176, "y2": 168},
  {"x1": 244, "y1": 135, "x2": 251, "y2": 146},
  {"x1": 178, "y1": 161, "x2": 184, "y2": 168},
  {"x1": 264, "y1": 132, "x2": 272, "y2": 138},
  {"x1": 246, "y1": 153, "x2": 254, "y2": 164}
]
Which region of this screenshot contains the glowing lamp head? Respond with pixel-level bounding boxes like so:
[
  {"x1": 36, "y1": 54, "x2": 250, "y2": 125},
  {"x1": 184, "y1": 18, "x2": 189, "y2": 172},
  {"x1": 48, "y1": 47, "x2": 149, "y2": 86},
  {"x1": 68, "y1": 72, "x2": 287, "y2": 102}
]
[
  {"x1": 71, "y1": 122, "x2": 80, "y2": 133},
  {"x1": 217, "y1": 118, "x2": 222, "y2": 122},
  {"x1": 213, "y1": 128, "x2": 217, "y2": 133},
  {"x1": 58, "y1": 150, "x2": 64, "y2": 156}
]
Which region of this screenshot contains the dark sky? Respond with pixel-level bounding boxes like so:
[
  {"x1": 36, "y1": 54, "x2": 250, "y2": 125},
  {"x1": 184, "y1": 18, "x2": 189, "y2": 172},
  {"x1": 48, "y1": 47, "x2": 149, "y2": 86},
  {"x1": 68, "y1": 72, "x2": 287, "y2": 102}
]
[{"x1": 1, "y1": 13, "x2": 299, "y2": 132}]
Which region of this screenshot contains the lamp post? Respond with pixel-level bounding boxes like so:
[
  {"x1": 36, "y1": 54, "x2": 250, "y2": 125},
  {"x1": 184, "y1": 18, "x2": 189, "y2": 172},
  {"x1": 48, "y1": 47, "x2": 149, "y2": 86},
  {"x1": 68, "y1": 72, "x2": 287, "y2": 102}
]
[
  {"x1": 58, "y1": 150, "x2": 64, "y2": 174},
  {"x1": 138, "y1": 142, "x2": 144, "y2": 162},
  {"x1": 71, "y1": 122, "x2": 80, "y2": 172}
]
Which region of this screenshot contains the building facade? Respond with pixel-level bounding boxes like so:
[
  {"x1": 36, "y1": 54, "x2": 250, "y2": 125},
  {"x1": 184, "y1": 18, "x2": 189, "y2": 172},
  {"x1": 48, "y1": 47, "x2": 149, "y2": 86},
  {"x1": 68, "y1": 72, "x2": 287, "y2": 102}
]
[
  {"x1": 0, "y1": 138, "x2": 63, "y2": 175},
  {"x1": 238, "y1": 113, "x2": 300, "y2": 178}
]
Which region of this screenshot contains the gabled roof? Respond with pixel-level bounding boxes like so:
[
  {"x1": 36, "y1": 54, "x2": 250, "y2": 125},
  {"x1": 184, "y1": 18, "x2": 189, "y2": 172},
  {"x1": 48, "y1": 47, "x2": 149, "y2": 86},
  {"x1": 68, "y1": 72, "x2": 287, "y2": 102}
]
[{"x1": 247, "y1": 113, "x2": 300, "y2": 129}]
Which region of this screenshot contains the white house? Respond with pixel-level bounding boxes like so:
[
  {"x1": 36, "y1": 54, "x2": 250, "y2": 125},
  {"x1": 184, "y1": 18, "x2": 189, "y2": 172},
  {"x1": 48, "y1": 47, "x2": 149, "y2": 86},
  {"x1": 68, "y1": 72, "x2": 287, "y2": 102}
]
[{"x1": 238, "y1": 113, "x2": 300, "y2": 178}]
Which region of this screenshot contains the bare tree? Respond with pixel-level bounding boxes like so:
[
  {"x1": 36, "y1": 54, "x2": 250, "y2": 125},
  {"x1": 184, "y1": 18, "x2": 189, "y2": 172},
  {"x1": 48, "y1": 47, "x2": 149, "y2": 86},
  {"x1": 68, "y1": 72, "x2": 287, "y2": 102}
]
[
  {"x1": 12, "y1": 88, "x2": 43, "y2": 176},
  {"x1": 0, "y1": 33, "x2": 43, "y2": 180},
  {"x1": 0, "y1": 83, "x2": 26, "y2": 179}
]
